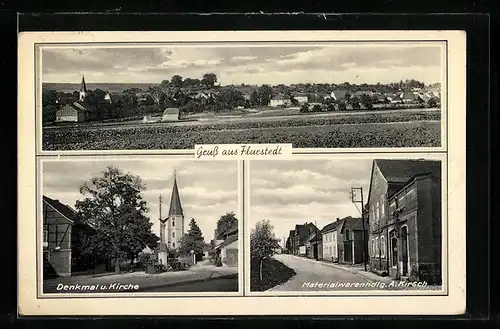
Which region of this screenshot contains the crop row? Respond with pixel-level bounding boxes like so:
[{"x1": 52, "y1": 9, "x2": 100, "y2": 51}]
[{"x1": 43, "y1": 121, "x2": 441, "y2": 150}]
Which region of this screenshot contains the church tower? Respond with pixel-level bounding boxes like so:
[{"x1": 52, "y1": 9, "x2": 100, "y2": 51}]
[
  {"x1": 79, "y1": 75, "x2": 87, "y2": 102},
  {"x1": 167, "y1": 170, "x2": 185, "y2": 250}
]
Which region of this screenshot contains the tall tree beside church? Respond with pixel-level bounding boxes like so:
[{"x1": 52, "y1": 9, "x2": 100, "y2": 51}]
[
  {"x1": 215, "y1": 212, "x2": 238, "y2": 239},
  {"x1": 74, "y1": 165, "x2": 157, "y2": 273},
  {"x1": 178, "y1": 218, "x2": 205, "y2": 260}
]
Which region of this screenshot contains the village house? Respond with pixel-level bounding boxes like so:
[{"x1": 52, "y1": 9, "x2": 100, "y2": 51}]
[
  {"x1": 162, "y1": 108, "x2": 180, "y2": 122},
  {"x1": 55, "y1": 102, "x2": 92, "y2": 123},
  {"x1": 215, "y1": 222, "x2": 239, "y2": 267},
  {"x1": 293, "y1": 223, "x2": 315, "y2": 256},
  {"x1": 304, "y1": 225, "x2": 322, "y2": 260},
  {"x1": 286, "y1": 230, "x2": 295, "y2": 254},
  {"x1": 43, "y1": 196, "x2": 103, "y2": 279},
  {"x1": 339, "y1": 217, "x2": 365, "y2": 265},
  {"x1": 321, "y1": 218, "x2": 344, "y2": 262},
  {"x1": 269, "y1": 94, "x2": 291, "y2": 107},
  {"x1": 328, "y1": 90, "x2": 350, "y2": 101},
  {"x1": 367, "y1": 159, "x2": 442, "y2": 284},
  {"x1": 291, "y1": 92, "x2": 308, "y2": 104},
  {"x1": 399, "y1": 91, "x2": 419, "y2": 103}
]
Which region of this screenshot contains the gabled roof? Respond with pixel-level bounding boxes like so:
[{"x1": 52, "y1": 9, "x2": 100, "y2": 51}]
[
  {"x1": 163, "y1": 108, "x2": 179, "y2": 115},
  {"x1": 341, "y1": 217, "x2": 363, "y2": 232},
  {"x1": 401, "y1": 91, "x2": 416, "y2": 99},
  {"x1": 292, "y1": 92, "x2": 308, "y2": 97},
  {"x1": 272, "y1": 94, "x2": 288, "y2": 101},
  {"x1": 332, "y1": 90, "x2": 349, "y2": 100},
  {"x1": 374, "y1": 159, "x2": 442, "y2": 184},
  {"x1": 168, "y1": 173, "x2": 184, "y2": 217},
  {"x1": 320, "y1": 219, "x2": 345, "y2": 234},
  {"x1": 43, "y1": 195, "x2": 75, "y2": 224},
  {"x1": 217, "y1": 234, "x2": 238, "y2": 249}
]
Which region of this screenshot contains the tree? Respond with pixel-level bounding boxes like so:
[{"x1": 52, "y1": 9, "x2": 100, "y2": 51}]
[
  {"x1": 147, "y1": 86, "x2": 162, "y2": 108},
  {"x1": 257, "y1": 85, "x2": 273, "y2": 106},
  {"x1": 250, "y1": 90, "x2": 259, "y2": 106},
  {"x1": 42, "y1": 89, "x2": 58, "y2": 125},
  {"x1": 250, "y1": 220, "x2": 280, "y2": 281},
  {"x1": 171, "y1": 75, "x2": 183, "y2": 88},
  {"x1": 360, "y1": 94, "x2": 373, "y2": 109},
  {"x1": 74, "y1": 165, "x2": 156, "y2": 273},
  {"x1": 201, "y1": 73, "x2": 217, "y2": 87},
  {"x1": 427, "y1": 96, "x2": 439, "y2": 108},
  {"x1": 299, "y1": 103, "x2": 309, "y2": 113},
  {"x1": 218, "y1": 87, "x2": 244, "y2": 108},
  {"x1": 290, "y1": 97, "x2": 299, "y2": 106},
  {"x1": 215, "y1": 212, "x2": 238, "y2": 240},
  {"x1": 178, "y1": 218, "x2": 205, "y2": 261}
]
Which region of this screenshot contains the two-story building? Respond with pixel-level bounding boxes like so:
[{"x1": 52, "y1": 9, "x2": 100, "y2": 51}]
[
  {"x1": 320, "y1": 218, "x2": 344, "y2": 262},
  {"x1": 304, "y1": 224, "x2": 322, "y2": 260},
  {"x1": 293, "y1": 223, "x2": 315, "y2": 256},
  {"x1": 339, "y1": 217, "x2": 365, "y2": 265},
  {"x1": 367, "y1": 159, "x2": 442, "y2": 284}
]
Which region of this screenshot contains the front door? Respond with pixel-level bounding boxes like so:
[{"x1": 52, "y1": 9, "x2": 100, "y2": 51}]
[
  {"x1": 401, "y1": 226, "x2": 409, "y2": 276},
  {"x1": 344, "y1": 241, "x2": 352, "y2": 263},
  {"x1": 391, "y1": 236, "x2": 398, "y2": 268}
]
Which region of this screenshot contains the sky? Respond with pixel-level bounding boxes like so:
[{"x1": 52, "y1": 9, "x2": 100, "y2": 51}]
[
  {"x1": 250, "y1": 159, "x2": 373, "y2": 247},
  {"x1": 42, "y1": 159, "x2": 239, "y2": 243},
  {"x1": 41, "y1": 43, "x2": 443, "y2": 85}
]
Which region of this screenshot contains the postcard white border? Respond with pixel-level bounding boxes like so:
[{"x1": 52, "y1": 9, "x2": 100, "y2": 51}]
[{"x1": 18, "y1": 30, "x2": 466, "y2": 316}]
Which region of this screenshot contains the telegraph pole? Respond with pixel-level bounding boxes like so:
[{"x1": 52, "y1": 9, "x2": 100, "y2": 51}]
[{"x1": 351, "y1": 187, "x2": 368, "y2": 271}]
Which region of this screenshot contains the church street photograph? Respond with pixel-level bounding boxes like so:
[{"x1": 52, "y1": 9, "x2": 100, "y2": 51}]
[
  {"x1": 40, "y1": 158, "x2": 241, "y2": 294},
  {"x1": 41, "y1": 43, "x2": 443, "y2": 151},
  {"x1": 248, "y1": 156, "x2": 444, "y2": 294}
]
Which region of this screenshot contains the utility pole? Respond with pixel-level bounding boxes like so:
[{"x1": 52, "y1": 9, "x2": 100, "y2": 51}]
[
  {"x1": 314, "y1": 220, "x2": 319, "y2": 260},
  {"x1": 351, "y1": 187, "x2": 368, "y2": 271}
]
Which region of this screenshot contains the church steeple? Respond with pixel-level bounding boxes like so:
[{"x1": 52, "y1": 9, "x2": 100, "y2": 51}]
[
  {"x1": 168, "y1": 170, "x2": 183, "y2": 216},
  {"x1": 79, "y1": 75, "x2": 87, "y2": 102}
]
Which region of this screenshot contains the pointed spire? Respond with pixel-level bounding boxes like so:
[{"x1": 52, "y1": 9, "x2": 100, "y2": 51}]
[
  {"x1": 80, "y1": 75, "x2": 87, "y2": 93},
  {"x1": 168, "y1": 170, "x2": 183, "y2": 216}
]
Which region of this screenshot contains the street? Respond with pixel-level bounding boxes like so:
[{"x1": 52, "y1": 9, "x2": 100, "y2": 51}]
[{"x1": 268, "y1": 254, "x2": 369, "y2": 291}]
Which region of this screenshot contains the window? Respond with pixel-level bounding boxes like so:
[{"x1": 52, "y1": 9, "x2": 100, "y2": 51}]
[
  {"x1": 43, "y1": 229, "x2": 48, "y2": 242},
  {"x1": 172, "y1": 220, "x2": 175, "y2": 227},
  {"x1": 381, "y1": 236, "x2": 386, "y2": 258},
  {"x1": 375, "y1": 201, "x2": 380, "y2": 223},
  {"x1": 371, "y1": 239, "x2": 375, "y2": 257},
  {"x1": 370, "y1": 205, "x2": 375, "y2": 223},
  {"x1": 172, "y1": 232, "x2": 175, "y2": 238},
  {"x1": 375, "y1": 237, "x2": 379, "y2": 257},
  {"x1": 380, "y1": 196, "x2": 385, "y2": 218}
]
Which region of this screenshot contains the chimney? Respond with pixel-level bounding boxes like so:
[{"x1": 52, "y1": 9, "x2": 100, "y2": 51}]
[{"x1": 336, "y1": 218, "x2": 340, "y2": 222}]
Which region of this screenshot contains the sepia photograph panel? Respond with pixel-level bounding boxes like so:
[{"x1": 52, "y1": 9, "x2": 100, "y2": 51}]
[
  {"x1": 39, "y1": 158, "x2": 242, "y2": 296},
  {"x1": 40, "y1": 42, "x2": 444, "y2": 151},
  {"x1": 247, "y1": 155, "x2": 446, "y2": 295}
]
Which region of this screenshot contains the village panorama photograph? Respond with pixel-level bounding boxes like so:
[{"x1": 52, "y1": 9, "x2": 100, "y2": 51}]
[
  {"x1": 40, "y1": 158, "x2": 240, "y2": 294},
  {"x1": 40, "y1": 43, "x2": 443, "y2": 151},
  {"x1": 248, "y1": 157, "x2": 444, "y2": 293}
]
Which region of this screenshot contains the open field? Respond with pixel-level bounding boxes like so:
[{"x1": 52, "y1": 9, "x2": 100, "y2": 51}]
[{"x1": 43, "y1": 110, "x2": 441, "y2": 150}]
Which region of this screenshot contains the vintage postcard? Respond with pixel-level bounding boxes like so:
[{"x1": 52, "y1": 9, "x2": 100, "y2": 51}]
[{"x1": 18, "y1": 30, "x2": 466, "y2": 316}]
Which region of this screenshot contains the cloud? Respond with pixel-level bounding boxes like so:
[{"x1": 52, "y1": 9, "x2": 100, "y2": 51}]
[{"x1": 42, "y1": 44, "x2": 443, "y2": 85}]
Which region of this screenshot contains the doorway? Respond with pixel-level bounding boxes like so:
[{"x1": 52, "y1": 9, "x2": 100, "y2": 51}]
[{"x1": 401, "y1": 226, "x2": 409, "y2": 276}]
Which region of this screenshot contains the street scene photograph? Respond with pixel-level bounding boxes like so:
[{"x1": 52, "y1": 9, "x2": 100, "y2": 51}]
[
  {"x1": 41, "y1": 43, "x2": 443, "y2": 151},
  {"x1": 249, "y1": 157, "x2": 444, "y2": 293},
  {"x1": 41, "y1": 158, "x2": 240, "y2": 294}
]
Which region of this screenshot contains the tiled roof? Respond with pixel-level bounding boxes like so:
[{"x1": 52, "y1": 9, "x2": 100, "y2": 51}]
[
  {"x1": 43, "y1": 195, "x2": 76, "y2": 223},
  {"x1": 163, "y1": 108, "x2": 179, "y2": 115},
  {"x1": 321, "y1": 219, "x2": 345, "y2": 233},
  {"x1": 272, "y1": 94, "x2": 288, "y2": 100},
  {"x1": 218, "y1": 234, "x2": 238, "y2": 249},
  {"x1": 375, "y1": 159, "x2": 442, "y2": 184},
  {"x1": 342, "y1": 217, "x2": 363, "y2": 231}
]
